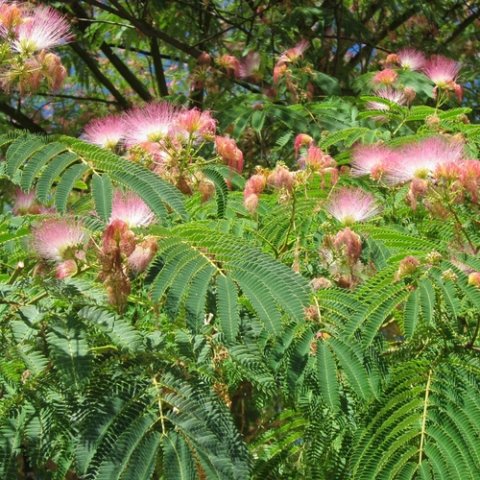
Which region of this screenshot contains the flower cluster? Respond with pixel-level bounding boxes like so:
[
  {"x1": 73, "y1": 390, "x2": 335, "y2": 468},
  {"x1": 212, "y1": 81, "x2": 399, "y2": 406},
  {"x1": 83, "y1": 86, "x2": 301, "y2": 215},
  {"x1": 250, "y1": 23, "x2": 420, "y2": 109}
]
[
  {"x1": 97, "y1": 191, "x2": 158, "y2": 310},
  {"x1": 82, "y1": 102, "x2": 238, "y2": 196},
  {"x1": 0, "y1": 2, "x2": 71, "y2": 93},
  {"x1": 31, "y1": 218, "x2": 87, "y2": 279},
  {"x1": 350, "y1": 136, "x2": 480, "y2": 211},
  {"x1": 371, "y1": 48, "x2": 462, "y2": 107}
]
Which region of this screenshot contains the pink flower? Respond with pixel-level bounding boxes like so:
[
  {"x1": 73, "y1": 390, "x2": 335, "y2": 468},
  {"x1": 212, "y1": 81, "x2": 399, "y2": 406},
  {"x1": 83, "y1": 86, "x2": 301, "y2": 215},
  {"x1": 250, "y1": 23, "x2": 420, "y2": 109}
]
[
  {"x1": 423, "y1": 55, "x2": 460, "y2": 86},
  {"x1": 267, "y1": 165, "x2": 294, "y2": 190},
  {"x1": 215, "y1": 136, "x2": 244, "y2": 173},
  {"x1": 55, "y1": 259, "x2": 77, "y2": 279},
  {"x1": 333, "y1": 227, "x2": 362, "y2": 264},
  {"x1": 174, "y1": 108, "x2": 216, "y2": 141},
  {"x1": 277, "y1": 39, "x2": 309, "y2": 65},
  {"x1": 351, "y1": 144, "x2": 393, "y2": 179},
  {"x1": 109, "y1": 191, "x2": 155, "y2": 228},
  {"x1": 468, "y1": 272, "x2": 480, "y2": 288},
  {"x1": 32, "y1": 219, "x2": 86, "y2": 262},
  {"x1": 82, "y1": 114, "x2": 125, "y2": 149},
  {"x1": 13, "y1": 6, "x2": 72, "y2": 53},
  {"x1": 127, "y1": 238, "x2": 158, "y2": 273},
  {"x1": 244, "y1": 174, "x2": 266, "y2": 197},
  {"x1": 372, "y1": 69, "x2": 398, "y2": 85},
  {"x1": 384, "y1": 137, "x2": 464, "y2": 184},
  {"x1": 367, "y1": 88, "x2": 407, "y2": 111},
  {"x1": 273, "y1": 63, "x2": 287, "y2": 84},
  {"x1": 216, "y1": 54, "x2": 241, "y2": 78},
  {"x1": 294, "y1": 134, "x2": 314, "y2": 155},
  {"x1": 326, "y1": 187, "x2": 380, "y2": 224},
  {"x1": 397, "y1": 48, "x2": 426, "y2": 71},
  {"x1": 123, "y1": 102, "x2": 176, "y2": 146},
  {"x1": 0, "y1": 2, "x2": 23, "y2": 34},
  {"x1": 238, "y1": 51, "x2": 261, "y2": 79},
  {"x1": 12, "y1": 189, "x2": 41, "y2": 215},
  {"x1": 299, "y1": 145, "x2": 335, "y2": 170}
]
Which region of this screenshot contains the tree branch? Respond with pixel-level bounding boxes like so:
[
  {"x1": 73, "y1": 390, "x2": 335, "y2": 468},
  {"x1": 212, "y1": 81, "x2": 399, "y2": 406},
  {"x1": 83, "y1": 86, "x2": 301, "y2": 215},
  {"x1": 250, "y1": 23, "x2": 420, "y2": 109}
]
[
  {"x1": 69, "y1": 42, "x2": 131, "y2": 108},
  {"x1": 0, "y1": 101, "x2": 45, "y2": 133},
  {"x1": 77, "y1": 0, "x2": 204, "y2": 58},
  {"x1": 150, "y1": 38, "x2": 169, "y2": 97},
  {"x1": 101, "y1": 43, "x2": 153, "y2": 102}
]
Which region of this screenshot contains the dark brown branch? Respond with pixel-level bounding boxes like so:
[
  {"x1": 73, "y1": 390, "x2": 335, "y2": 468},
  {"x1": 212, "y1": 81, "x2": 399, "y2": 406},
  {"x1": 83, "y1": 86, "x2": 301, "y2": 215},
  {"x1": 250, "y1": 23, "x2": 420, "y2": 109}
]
[
  {"x1": 70, "y1": 42, "x2": 130, "y2": 108},
  {"x1": 101, "y1": 43, "x2": 153, "y2": 102},
  {"x1": 442, "y1": 6, "x2": 480, "y2": 45},
  {"x1": 30, "y1": 92, "x2": 117, "y2": 104},
  {"x1": 0, "y1": 101, "x2": 45, "y2": 133},
  {"x1": 347, "y1": 6, "x2": 420, "y2": 69},
  {"x1": 150, "y1": 38, "x2": 169, "y2": 97},
  {"x1": 78, "y1": 0, "x2": 204, "y2": 58},
  {"x1": 70, "y1": 1, "x2": 152, "y2": 103}
]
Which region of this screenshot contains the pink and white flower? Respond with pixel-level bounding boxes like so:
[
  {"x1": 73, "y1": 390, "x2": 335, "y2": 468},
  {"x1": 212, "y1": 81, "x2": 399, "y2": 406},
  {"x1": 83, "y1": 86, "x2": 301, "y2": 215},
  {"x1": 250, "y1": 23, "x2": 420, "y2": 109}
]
[
  {"x1": 12, "y1": 189, "x2": 41, "y2": 215},
  {"x1": 215, "y1": 136, "x2": 244, "y2": 173},
  {"x1": 397, "y1": 48, "x2": 426, "y2": 71},
  {"x1": 32, "y1": 219, "x2": 86, "y2": 262},
  {"x1": 326, "y1": 187, "x2": 380, "y2": 224},
  {"x1": 372, "y1": 69, "x2": 398, "y2": 86},
  {"x1": 13, "y1": 6, "x2": 72, "y2": 53},
  {"x1": 174, "y1": 108, "x2": 216, "y2": 141},
  {"x1": 384, "y1": 137, "x2": 464, "y2": 184},
  {"x1": 367, "y1": 88, "x2": 407, "y2": 111},
  {"x1": 277, "y1": 39, "x2": 309, "y2": 65},
  {"x1": 127, "y1": 238, "x2": 158, "y2": 273},
  {"x1": 351, "y1": 144, "x2": 393, "y2": 179},
  {"x1": 82, "y1": 114, "x2": 125, "y2": 149},
  {"x1": 109, "y1": 191, "x2": 155, "y2": 228},
  {"x1": 122, "y1": 102, "x2": 176, "y2": 146},
  {"x1": 423, "y1": 55, "x2": 460, "y2": 86},
  {"x1": 238, "y1": 51, "x2": 261, "y2": 79}
]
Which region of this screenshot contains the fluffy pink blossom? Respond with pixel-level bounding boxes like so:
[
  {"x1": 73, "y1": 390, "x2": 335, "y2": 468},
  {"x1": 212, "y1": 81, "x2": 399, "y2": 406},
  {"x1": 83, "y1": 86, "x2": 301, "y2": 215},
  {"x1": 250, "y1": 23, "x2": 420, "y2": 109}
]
[
  {"x1": 423, "y1": 55, "x2": 460, "y2": 86},
  {"x1": 174, "y1": 108, "x2": 216, "y2": 141},
  {"x1": 294, "y1": 134, "x2": 314, "y2": 155},
  {"x1": 55, "y1": 259, "x2": 77, "y2": 279},
  {"x1": 109, "y1": 191, "x2": 155, "y2": 228},
  {"x1": 384, "y1": 137, "x2": 464, "y2": 184},
  {"x1": 123, "y1": 102, "x2": 176, "y2": 146},
  {"x1": 372, "y1": 69, "x2": 398, "y2": 85},
  {"x1": 0, "y1": 2, "x2": 23, "y2": 35},
  {"x1": 13, "y1": 6, "x2": 72, "y2": 53},
  {"x1": 238, "y1": 51, "x2": 261, "y2": 79},
  {"x1": 82, "y1": 114, "x2": 125, "y2": 149},
  {"x1": 351, "y1": 144, "x2": 393, "y2": 179},
  {"x1": 367, "y1": 88, "x2": 407, "y2": 111},
  {"x1": 244, "y1": 174, "x2": 266, "y2": 197},
  {"x1": 215, "y1": 136, "x2": 244, "y2": 173},
  {"x1": 326, "y1": 187, "x2": 380, "y2": 224},
  {"x1": 32, "y1": 219, "x2": 86, "y2": 262},
  {"x1": 12, "y1": 189, "x2": 41, "y2": 215},
  {"x1": 277, "y1": 39, "x2": 309, "y2": 65},
  {"x1": 216, "y1": 54, "x2": 241, "y2": 78},
  {"x1": 127, "y1": 238, "x2": 158, "y2": 273},
  {"x1": 299, "y1": 145, "x2": 335, "y2": 170},
  {"x1": 397, "y1": 48, "x2": 426, "y2": 71},
  {"x1": 267, "y1": 165, "x2": 294, "y2": 191}
]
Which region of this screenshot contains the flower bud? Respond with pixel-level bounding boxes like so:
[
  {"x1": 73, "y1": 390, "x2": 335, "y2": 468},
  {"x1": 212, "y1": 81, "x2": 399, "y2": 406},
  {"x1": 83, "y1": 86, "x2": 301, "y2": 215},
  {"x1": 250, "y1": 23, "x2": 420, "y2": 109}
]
[
  {"x1": 395, "y1": 256, "x2": 420, "y2": 280},
  {"x1": 244, "y1": 193, "x2": 259, "y2": 213},
  {"x1": 267, "y1": 165, "x2": 294, "y2": 191},
  {"x1": 310, "y1": 277, "x2": 332, "y2": 290},
  {"x1": 468, "y1": 272, "x2": 480, "y2": 288},
  {"x1": 128, "y1": 238, "x2": 158, "y2": 274},
  {"x1": 55, "y1": 259, "x2": 77, "y2": 279},
  {"x1": 333, "y1": 227, "x2": 362, "y2": 264}
]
